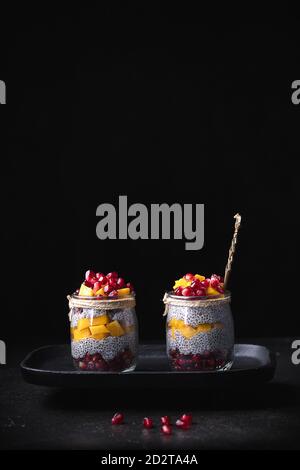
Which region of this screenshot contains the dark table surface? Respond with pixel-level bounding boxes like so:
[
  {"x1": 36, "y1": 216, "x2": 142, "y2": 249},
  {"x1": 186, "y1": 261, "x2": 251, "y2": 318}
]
[{"x1": 0, "y1": 338, "x2": 300, "y2": 450}]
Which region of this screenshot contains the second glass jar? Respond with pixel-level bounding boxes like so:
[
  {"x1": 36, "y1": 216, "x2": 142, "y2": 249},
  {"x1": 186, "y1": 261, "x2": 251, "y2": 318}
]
[{"x1": 164, "y1": 291, "x2": 234, "y2": 371}]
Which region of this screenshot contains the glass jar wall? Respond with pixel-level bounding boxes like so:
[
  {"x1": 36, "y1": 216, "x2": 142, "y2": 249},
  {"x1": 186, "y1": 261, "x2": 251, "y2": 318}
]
[
  {"x1": 68, "y1": 294, "x2": 138, "y2": 372},
  {"x1": 164, "y1": 292, "x2": 234, "y2": 371}
]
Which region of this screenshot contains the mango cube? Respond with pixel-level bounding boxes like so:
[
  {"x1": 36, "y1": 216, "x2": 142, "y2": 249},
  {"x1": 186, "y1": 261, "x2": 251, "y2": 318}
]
[
  {"x1": 95, "y1": 287, "x2": 105, "y2": 296},
  {"x1": 73, "y1": 327, "x2": 91, "y2": 341},
  {"x1": 194, "y1": 274, "x2": 205, "y2": 281},
  {"x1": 90, "y1": 315, "x2": 109, "y2": 326},
  {"x1": 206, "y1": 286, "x2": 219, "y2": 296},
  {"x1": 89, "y1": 325, "x2": 110, "y2": 335},
  {"x1": 78, "y1": 283, "x2": 94, "y2": 297},
  {"x1": 106, "y1": 320, "x2": 125, "y2": 337},
  {"x1": 77, "y1": 318, "x2": 91, "y2": 331},
  {"x1": 173, "y1": 278, "x2": 190, "y2": 290},
  {"x1": 117, "y1": 287, "x2": 130, "y2": 297}
]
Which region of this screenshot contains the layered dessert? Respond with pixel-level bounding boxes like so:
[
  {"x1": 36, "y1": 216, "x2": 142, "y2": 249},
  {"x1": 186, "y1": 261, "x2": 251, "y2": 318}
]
[
  {"x1": 68, "y1": 270, "x2": 138, "y2": 372},
  {"x1": 164, "y1": 273, "x2": 234, "y2": 371}
]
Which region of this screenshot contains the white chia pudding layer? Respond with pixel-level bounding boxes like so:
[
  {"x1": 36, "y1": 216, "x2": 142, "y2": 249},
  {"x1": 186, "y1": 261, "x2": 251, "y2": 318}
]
[
  {"x1": 69, "y1": 307, "x2": 135, "y2": 329},
  {"x1": 166, "y1": 301, "x2": 234, "y2": 355},
  {"x1": 71, "y1": 331, "x2": 137, "y2": 361}
]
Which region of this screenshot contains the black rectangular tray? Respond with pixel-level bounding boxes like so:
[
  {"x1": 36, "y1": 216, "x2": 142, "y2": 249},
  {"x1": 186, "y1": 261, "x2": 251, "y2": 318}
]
[{"x1": 20, "y1": 343, "x2": 276, "y2": 389}]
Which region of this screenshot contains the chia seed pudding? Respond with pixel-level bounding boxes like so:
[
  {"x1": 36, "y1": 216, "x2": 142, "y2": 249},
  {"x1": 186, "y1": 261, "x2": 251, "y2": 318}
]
[
  {"x1": 164, "y1": 273, "x2": 234, "y2": 371},
  {"x1": 68, "y1": 270, "x2": 138, "y2": 372}
]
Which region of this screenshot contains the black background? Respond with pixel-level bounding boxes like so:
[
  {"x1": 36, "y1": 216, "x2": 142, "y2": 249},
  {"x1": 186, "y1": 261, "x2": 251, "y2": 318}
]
[{"x1": 2, "y1": 7, "x2": 300, "y2": 348}]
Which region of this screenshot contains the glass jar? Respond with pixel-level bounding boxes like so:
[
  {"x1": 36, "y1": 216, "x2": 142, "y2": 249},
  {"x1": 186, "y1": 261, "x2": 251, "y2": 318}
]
[
  {"x1": 164, "y1": 291, "x2": 234, "y2": 371},
  {"x1": 68, "y1": 294, "x2": 138, "y2": 372}
]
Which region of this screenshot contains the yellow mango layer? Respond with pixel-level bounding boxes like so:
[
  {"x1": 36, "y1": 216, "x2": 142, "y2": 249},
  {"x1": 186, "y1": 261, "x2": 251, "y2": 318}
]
[
  {"x1": 78, "y1": 283, "x2": 94, "y2": 297},
  {"x1": 90, "y1": 315, "x2": 109, "y2": 326},
  {"x1": 168, "y1": 320, "x2": 224, "y2": 339},
  {"x1": 73, "y1": 327, "x2": 91, "y2": 341},
  {"x1": 106, "y1": 320, "x2": 125, "y2": 337},
  {"x1": 89, "y1": 325, "x2": 110, "y2": 335}
]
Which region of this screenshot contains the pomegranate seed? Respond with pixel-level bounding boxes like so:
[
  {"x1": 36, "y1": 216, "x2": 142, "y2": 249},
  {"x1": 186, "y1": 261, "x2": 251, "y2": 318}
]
[
  {"x1": 169, "y1": 349, "x2": 178, "y2": 358},
  {"x1": 190, "y1": 279, "x2": 201, "y2": 289},
  {"x1": 103, "y1": 284, "x2": 113, "y2": 295},
  {"x1": 192, "y1": 354, "x2": 201, "y2": 363},
  {"x1": 216, "y1": 284, "x2": 224, "y2": 293},
  {"x1": 195, "y1": 288, "x2": 206, "y2": 296},
  {"x1": 184, "y1": 273, "x2": 194, "y2": 281},
  {"x1": 78, "y1": 361, "x2": 87, "y2": 370},
  {"x1": 143, "y1": 417, "x2": 153, "y2": 429},
  {"x1": 107, "y1": 272, "x2": 118, "y2": 279},
  {"x1": 108, "y1": 278, "x2": 117, "y2": 288},
  {"x1": 108, "y1": 290, "x2": 118, "y2": 297},
  {"x1": 93, "y1": 281, "x2": 102, "y2": 293},
  {"x1": 96, "y1": 272, "x2": 104, "y2": 280},
  {"x1": 174, "y1": 286, "x2": 183, "y2": 296},
  {"x1": 180, "y1": 413, "x2": 192, "y2": 425},
  {"x1": 210, "y1": 277, "x2": 220, "y2": 289},
  {"x1": 176, "y1": 419, "x2": 190, "y2": 429},
  {"x1": 161, "y1": 424, "x2": 172, "y2": 435},
  {"x1": 160, "y1": 416, "x2": 171, "y2": 426},
  {"x1": 182, "y1": 287, "x2": 194, "y2": 297},
  {"x1": 84, "y1": 280, "x2": 93, "y2": 288},
  {"x1": 85, "y1": 270, "x2": 96, "y2": 282},
  {"x1": 211, "y1": 274, "x2": 222, "y2": 282},
  {"x1": 126, "y1": 282, "x2": 134, "y2": 292},
  {"x1": 75, "y1": 289, "x2": 79, "y2": 294},
  {"x1": 201, "y1": 279, "x2": 210, "y2": 288},
  {"x1": 207, "y1": 358, "x2": 216, "y2": 369},
  {"x1": 111, "y1": 412, "x2": 124, "y2": 425},
  {"x1": 94, "y1": 362, "x2": 102, "y2": 370},
  {"x1": 116, "y1": 277, "x2": 125, "y2": 288},
  {"x1": 98, "y1": 275, "x2": 107, "y2": 285}
]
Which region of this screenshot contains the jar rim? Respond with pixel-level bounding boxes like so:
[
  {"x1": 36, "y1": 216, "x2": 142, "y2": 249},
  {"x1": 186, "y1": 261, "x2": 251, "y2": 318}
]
[
  {"x1": 71, "y1": 292, "x2": 135, "y2": 301},
  {"x1": 165, "y1": 290, "x2": 231, "y2": 302}
]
